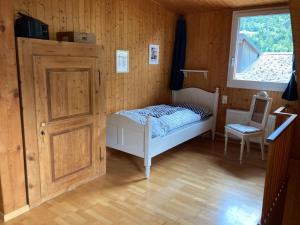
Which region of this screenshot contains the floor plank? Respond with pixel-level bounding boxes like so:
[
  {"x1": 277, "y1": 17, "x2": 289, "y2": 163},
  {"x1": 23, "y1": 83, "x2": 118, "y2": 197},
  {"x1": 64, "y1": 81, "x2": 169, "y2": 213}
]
[{"x1": 3, "y1": 137, "x2": 266, "y2": 225}]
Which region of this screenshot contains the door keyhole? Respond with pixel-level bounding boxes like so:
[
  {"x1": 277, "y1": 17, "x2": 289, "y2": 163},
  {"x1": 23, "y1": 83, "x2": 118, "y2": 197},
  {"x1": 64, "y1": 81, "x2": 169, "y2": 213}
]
[{"x1": 41, "y1": 130, "x2": 45, "y2": 136}]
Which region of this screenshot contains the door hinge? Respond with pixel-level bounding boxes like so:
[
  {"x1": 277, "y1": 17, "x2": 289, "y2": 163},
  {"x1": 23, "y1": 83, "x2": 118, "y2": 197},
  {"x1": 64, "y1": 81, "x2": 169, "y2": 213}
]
[
  {"x1": 98, "y1": 70, "x2": 101, "y2": 87},
  {"x1": 100, "y1": 146, "x2": 104, "y2": 161}
]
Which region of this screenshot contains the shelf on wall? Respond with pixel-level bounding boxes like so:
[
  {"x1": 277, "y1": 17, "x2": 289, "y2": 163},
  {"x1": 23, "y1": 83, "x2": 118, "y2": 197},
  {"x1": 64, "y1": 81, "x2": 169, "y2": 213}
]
[{"x1": 180, "y1": 69, "x2": 209, "y2": 79}]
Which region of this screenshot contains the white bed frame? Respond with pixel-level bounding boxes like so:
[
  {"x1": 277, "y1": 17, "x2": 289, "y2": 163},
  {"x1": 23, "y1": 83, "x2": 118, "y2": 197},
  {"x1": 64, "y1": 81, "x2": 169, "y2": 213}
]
[{"x1": 106, "y1": 88, "x2": 219, "y2": 178}]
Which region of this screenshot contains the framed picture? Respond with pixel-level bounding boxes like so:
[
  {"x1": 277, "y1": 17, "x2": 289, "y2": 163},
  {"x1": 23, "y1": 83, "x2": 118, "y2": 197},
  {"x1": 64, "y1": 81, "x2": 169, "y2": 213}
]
[
  {"x1": 116, "y1": 50, "x2": 129, "y2": 73},
  {"x1": 149, "y1": 44, "x2": 159, "y2": 65}
]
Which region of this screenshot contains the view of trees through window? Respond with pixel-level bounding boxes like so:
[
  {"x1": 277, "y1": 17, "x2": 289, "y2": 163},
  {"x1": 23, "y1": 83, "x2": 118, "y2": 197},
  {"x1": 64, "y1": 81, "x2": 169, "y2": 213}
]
[
  {"x1": 240, "y1": 14, "x2": 293, "y2": 52},
  {"x1": 235, "y1": 13, "x2": 293, "y2": 83}
]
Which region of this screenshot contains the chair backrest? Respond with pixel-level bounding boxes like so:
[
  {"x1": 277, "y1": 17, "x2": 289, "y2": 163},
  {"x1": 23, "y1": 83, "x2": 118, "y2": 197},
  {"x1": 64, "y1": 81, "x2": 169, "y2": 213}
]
[{"x1": 248, "y1": 91, "x2": 273, "y2": 129}]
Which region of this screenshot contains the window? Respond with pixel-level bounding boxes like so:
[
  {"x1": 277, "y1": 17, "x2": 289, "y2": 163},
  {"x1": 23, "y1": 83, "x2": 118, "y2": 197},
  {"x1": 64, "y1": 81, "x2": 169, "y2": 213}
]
[{"x1": 227, "y1": 7, "x2": 294, "y2": 92}]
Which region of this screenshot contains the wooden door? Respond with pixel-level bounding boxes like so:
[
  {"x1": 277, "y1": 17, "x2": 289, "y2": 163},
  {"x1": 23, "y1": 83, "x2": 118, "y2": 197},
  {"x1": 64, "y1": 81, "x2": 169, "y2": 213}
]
[{"x1": 33, "y1": 56, "x2": 101, "y2": 201}]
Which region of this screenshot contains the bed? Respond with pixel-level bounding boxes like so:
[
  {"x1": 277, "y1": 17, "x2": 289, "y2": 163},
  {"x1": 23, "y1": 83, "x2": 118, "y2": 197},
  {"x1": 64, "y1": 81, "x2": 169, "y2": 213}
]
[{"x1": 106, "y1": 88, "x2": 219, "y2": 178}]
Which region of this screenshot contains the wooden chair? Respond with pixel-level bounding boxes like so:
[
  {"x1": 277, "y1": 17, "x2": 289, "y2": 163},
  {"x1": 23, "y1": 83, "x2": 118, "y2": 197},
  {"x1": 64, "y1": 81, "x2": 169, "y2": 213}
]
[{"x1": 224, "y1": 91, "x2": 273, "y2": 164}]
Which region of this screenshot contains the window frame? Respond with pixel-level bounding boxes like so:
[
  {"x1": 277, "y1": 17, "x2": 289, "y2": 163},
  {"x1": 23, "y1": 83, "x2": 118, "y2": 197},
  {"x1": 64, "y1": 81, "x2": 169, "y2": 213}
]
[{"x1": 227, "y1": 6, "x2": 292, "y2": 92}]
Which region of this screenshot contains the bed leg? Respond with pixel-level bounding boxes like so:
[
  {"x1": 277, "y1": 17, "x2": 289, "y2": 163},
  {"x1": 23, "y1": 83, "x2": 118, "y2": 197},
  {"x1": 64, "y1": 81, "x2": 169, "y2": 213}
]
[
  {"x1": 144, "y1": 157, "x2": 152, "y2": 179},
  {"x1": 145, "y1": 166, "x2": 151, "y2": 179}
]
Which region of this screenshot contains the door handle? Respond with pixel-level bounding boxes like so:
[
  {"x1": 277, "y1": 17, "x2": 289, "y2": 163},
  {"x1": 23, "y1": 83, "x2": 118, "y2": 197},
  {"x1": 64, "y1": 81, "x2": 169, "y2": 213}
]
[{"x1": 41, "y1": 122, "x2": 47, "y2": 127}]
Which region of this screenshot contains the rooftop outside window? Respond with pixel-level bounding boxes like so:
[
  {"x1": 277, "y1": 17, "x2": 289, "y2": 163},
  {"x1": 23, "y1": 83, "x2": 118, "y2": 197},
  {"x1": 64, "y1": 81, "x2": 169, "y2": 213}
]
[{"x1": 227, "y1": 7, "x2": 294, "y2": 92}]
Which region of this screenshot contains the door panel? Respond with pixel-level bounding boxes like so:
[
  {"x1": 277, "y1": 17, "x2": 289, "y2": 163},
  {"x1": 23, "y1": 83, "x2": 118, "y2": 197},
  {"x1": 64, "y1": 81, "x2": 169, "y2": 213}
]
[
  {"x1": 47, "y1": 69, "x2": 92, "y2": 121},
  {"x1": 33, "y1": 56, "x2": 100, "y2": 200},
  {"x1": 50, "y1": 125, "x2": 92, "y2": 181}
]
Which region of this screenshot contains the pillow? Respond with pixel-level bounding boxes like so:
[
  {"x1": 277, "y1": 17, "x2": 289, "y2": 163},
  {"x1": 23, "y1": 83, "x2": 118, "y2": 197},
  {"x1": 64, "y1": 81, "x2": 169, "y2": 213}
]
[
  {"x1": 143, "y1": 104, "x2": 184, "y2": 118},
  {"x1": 170, "y1": 103, "x2": 212, "y2": 120}
]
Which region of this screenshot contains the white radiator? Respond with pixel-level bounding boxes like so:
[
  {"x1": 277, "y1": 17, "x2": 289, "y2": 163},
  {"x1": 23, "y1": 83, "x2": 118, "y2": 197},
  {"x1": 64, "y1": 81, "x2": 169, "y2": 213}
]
[{"x1": 226, "y1": 109, "x2": 276, "y2": 144}]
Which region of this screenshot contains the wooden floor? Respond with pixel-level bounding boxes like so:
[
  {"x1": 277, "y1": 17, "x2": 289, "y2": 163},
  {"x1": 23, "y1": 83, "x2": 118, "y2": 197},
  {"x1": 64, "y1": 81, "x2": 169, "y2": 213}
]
[{"x1": 3, "y1": 137, "x2": 266, "y2": 225}]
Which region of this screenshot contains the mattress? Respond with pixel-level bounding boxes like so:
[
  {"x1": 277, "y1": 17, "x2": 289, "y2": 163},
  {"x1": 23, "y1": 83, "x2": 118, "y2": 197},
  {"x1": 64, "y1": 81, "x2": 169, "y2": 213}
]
[{"x1": 117, "y1": 104, "x2": 212, "y2": 138}]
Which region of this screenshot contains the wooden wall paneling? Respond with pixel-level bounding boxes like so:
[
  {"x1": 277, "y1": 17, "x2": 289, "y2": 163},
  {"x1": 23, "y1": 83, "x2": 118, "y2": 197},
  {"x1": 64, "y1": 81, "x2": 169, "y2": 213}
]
[
  {"x1": 0, "y1": 186, "x2": 3, "y2": 213},
  {"x1": 99, "y1": 0, "x2": 175, "y2": 114},
  {"x1": 59, "y1": 0, "x2": 67, "y2": 32},
  {"x1": 72, "y1": 0, "x2": 79, "y2": 33},
  {"x1": 65, "y1": 0, "x2": 73, "y2": 31},
  {"x1": 51, "y1": 1, "x2": 59, "y2": 39},
  {"x1": 115, "y1": 0, "x2": 122, "y2": 112},
  {"x1": 128, "y1": 0, "x2": 134, "y2": 108},
  {"x1": 78, "y1": 0, "x2": 84, "y2": 32},
  {"x1": 84, "y1": 0, "x2": 90, "y2": 32},
  {"x1": 107, "y1": 0, "x2": 117, "y2": 113},
  {"x1": 122, "y1": 0, "x2": 128, "y2": 110},
  {"x1": 0, "y1": 0, "x2": 28, "y2": 219},
  {"x1": 184, "y1": 9, "x2": 298, "y2": 133}
]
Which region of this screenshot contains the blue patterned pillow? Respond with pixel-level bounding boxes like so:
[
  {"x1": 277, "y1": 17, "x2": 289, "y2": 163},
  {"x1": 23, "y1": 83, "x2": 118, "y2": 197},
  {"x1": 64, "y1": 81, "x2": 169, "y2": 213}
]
[
  {"x1": 140, "y1": 105, "x2": 184, "y2": 118},
  {"x1": 170, "y1": 103, "x2": 212, "y2": 120}
]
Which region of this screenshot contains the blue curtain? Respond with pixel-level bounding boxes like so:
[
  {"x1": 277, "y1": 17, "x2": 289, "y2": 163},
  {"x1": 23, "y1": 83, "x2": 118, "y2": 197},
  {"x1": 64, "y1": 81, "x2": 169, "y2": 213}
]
[
  {"x1": 170, "y1": 17, "x2": 186, "y2": 90},
  {"x1": 282, "y1": 54, "x2": 298, "y2": 101}
]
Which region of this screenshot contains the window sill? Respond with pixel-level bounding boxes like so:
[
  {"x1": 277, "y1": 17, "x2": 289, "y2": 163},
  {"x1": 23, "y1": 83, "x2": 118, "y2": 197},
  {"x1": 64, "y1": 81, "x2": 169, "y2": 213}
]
[{"x1": 227, "y1": 79, "x2": 288, "y2": 92}]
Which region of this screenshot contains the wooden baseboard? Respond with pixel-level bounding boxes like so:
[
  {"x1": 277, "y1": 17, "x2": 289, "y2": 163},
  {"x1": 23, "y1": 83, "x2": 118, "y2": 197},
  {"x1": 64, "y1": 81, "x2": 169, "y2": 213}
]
[{"x1": 0, "y1": 205, "x2": 29, "y2": 222}]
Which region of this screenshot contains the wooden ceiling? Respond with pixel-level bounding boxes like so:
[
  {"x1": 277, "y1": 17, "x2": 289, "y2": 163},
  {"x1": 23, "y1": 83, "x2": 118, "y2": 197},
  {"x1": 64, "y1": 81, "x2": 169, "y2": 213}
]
[{"x1": 153, "y1": 0, "x2": 288, "y2": 13}]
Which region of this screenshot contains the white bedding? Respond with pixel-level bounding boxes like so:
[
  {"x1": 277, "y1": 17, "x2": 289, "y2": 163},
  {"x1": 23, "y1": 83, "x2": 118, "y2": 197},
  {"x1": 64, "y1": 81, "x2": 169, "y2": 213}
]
[{"x1": 118, "y1": 109, "x2": 202, "y2": 138}]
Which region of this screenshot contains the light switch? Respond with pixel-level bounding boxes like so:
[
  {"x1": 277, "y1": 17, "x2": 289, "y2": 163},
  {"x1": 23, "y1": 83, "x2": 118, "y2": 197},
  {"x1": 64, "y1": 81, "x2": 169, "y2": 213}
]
[{"x1": 222, "y1": 95, "x2": 228, "y2": 104}]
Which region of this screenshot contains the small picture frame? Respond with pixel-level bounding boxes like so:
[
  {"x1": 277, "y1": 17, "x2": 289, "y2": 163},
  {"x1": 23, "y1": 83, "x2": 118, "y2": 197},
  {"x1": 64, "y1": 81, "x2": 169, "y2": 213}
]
[
  {"x1": 149, "y1": 44, "x2": 159, "y2": 65},
  {"x1": 116, "y1": 50, "x2": 129, "y2": 73}
]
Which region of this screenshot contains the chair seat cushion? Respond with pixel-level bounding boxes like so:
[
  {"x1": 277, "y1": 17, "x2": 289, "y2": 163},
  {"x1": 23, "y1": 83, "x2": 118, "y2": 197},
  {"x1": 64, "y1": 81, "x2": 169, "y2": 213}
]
[{"x1": 226, "y1": 124, "x2": 261, "y2": 134}]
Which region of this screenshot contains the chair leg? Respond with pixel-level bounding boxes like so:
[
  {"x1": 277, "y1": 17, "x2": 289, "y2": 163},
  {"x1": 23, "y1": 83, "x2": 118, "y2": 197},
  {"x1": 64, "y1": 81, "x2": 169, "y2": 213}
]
[
  {"x1": 240, "y1": 138, "x2": 245, "y2": 164},
  {"x1": 260, "y1": 136, "x2": 265, "y2": 160},
  {"x1": 224, "y1": 131, "x2": 228, "y2": 155},
  {"x1": 246, "y1": 139, "x2": 250, "y2": 153}
]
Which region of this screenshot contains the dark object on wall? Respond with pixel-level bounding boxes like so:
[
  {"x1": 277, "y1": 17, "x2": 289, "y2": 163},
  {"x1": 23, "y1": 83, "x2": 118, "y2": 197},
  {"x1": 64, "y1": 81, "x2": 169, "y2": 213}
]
[
  {"x1": 57, "y1": 32, "x2": 96, "y2": 44},
  {"x1": 170, "y1": 17, "x2": 187, "y2": 90},
  {"x1": 282, "y1": 55, "x2": 298, "y2": 101},
  {"x1": 15, "y1": 13, "x2": 49, "y2": 40}
]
